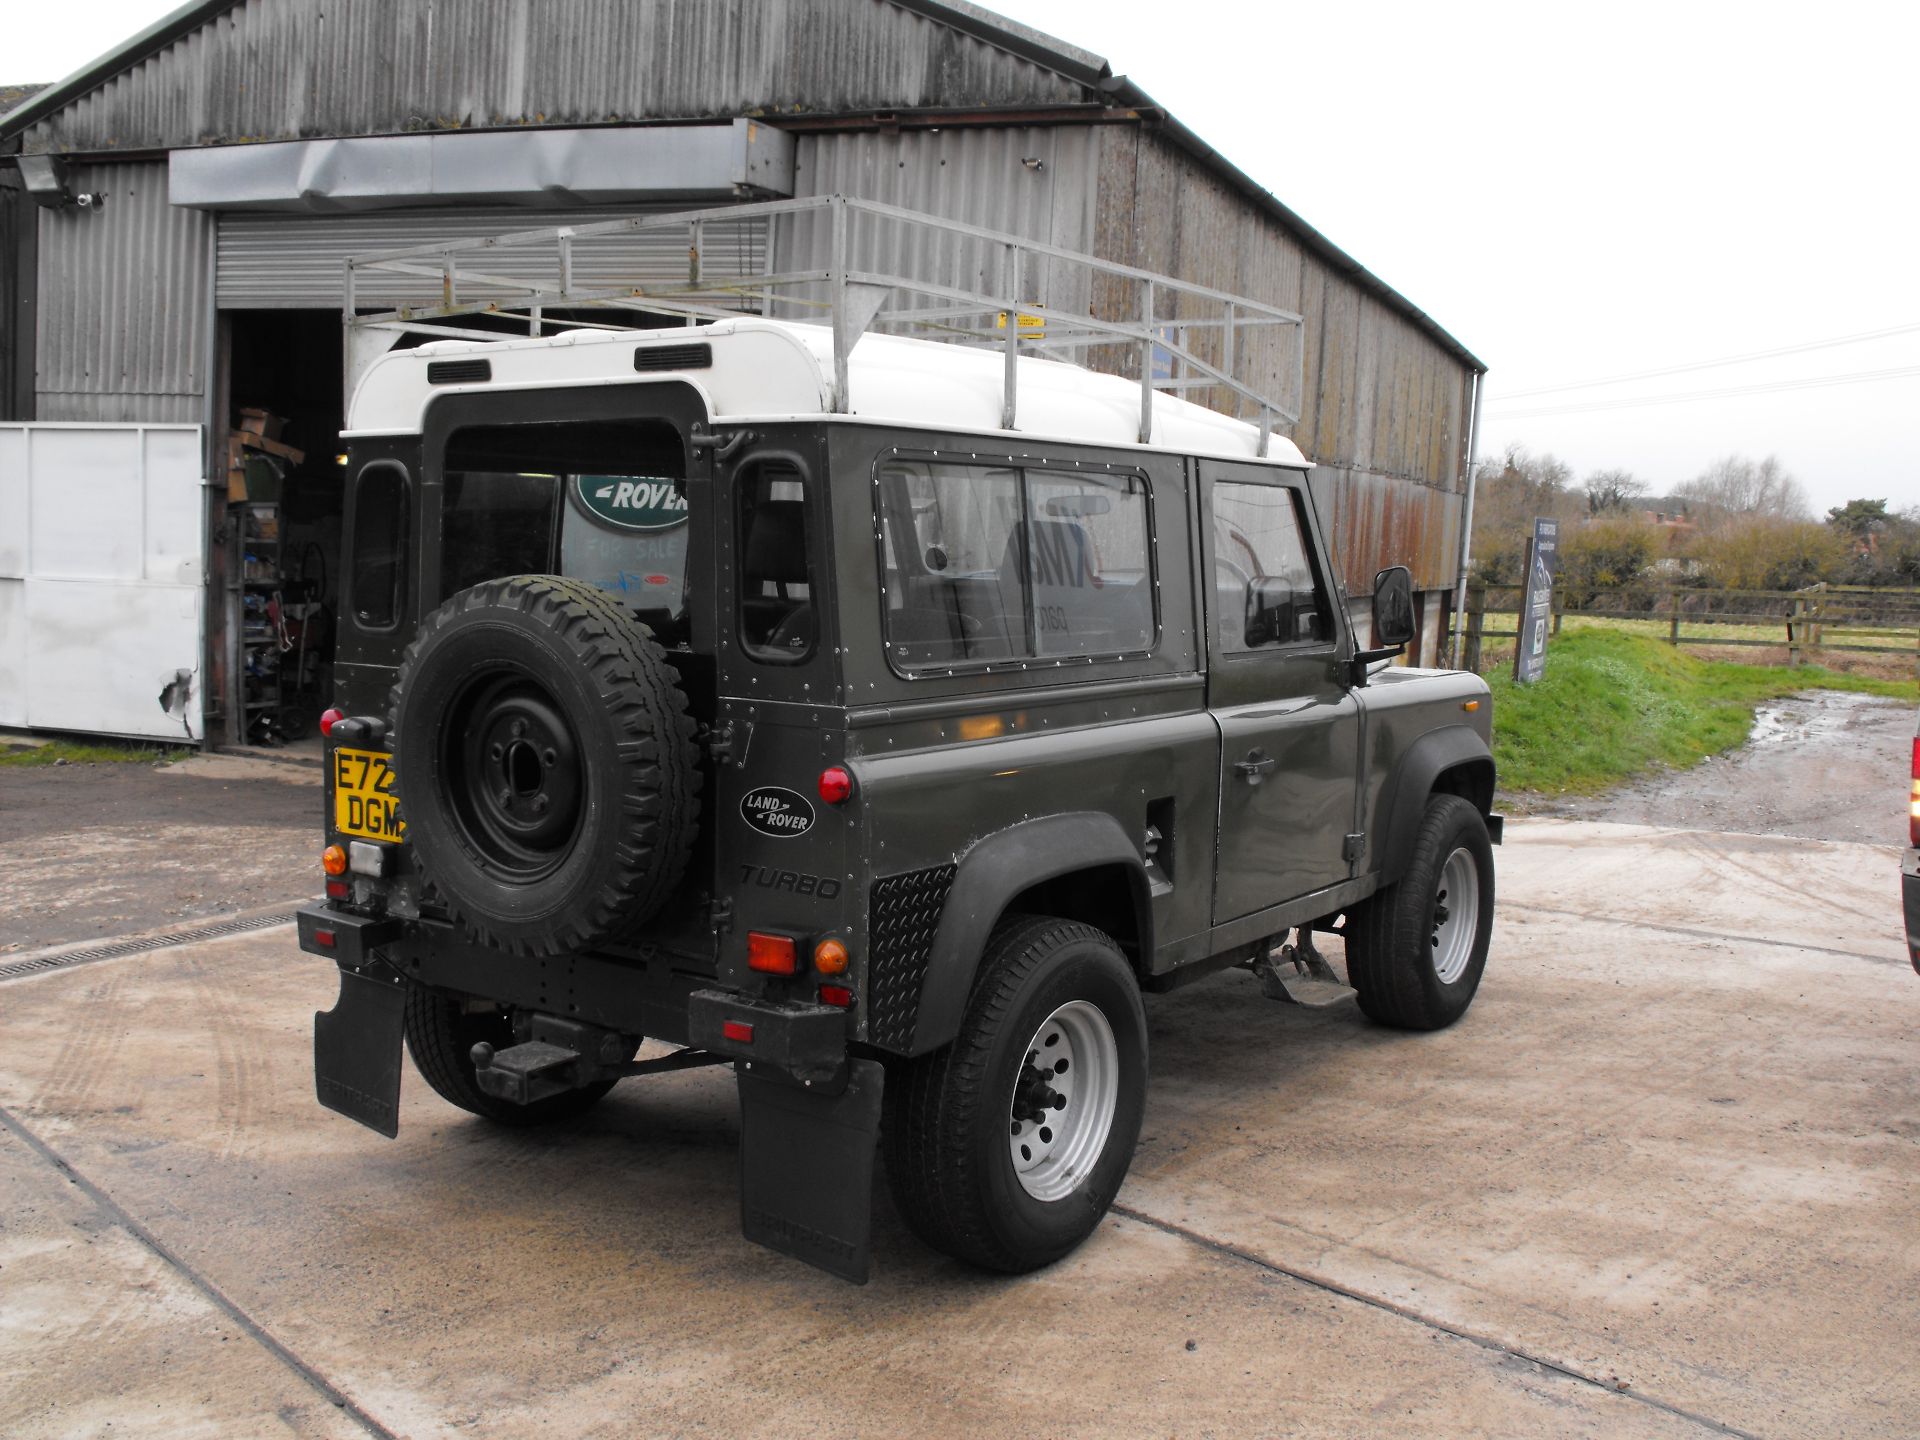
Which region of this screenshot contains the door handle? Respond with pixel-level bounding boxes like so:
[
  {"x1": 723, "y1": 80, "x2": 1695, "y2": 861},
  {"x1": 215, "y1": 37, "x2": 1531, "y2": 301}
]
[{"x1": 1234, "y1": 749, "x2": 1277, "y2": 785}]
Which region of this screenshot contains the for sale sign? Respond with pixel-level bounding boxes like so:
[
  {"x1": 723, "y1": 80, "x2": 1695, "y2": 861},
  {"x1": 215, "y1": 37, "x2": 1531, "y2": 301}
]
[{"x1": 1514, "y1": 517, "x2": 1559, "y2": 685}]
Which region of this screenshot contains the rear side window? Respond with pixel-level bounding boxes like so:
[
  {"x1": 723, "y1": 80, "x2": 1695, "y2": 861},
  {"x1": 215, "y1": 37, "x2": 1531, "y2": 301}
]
[
  {"x1": 875, "y1": 461, "x2": 1154, "y2": 671},
  {"x1": 350, "y1": 464, "x2": 408, "y2": 629},
  {"x1": 736, "y1": 463, "x2": 815, "y2": 664},
  {"x1": 1211, "y1": 483, "x2": 1331, "y2": 652}
]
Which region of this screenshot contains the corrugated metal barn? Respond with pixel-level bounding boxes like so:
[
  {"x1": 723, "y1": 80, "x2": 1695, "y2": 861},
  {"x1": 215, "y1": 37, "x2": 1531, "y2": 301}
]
[{"x1": 0, "y1": 0, "x2": 1483, "y2": 744}]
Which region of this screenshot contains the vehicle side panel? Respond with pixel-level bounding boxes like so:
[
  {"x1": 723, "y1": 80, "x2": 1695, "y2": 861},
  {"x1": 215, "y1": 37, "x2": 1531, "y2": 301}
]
[{"x1": 1356, "y1": 668, "x2": 1497, "y2": 882}]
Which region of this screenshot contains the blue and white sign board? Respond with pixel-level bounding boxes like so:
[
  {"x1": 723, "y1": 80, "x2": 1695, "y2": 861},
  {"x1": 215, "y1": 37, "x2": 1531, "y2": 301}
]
[{"x1": 1513, "y1": 516, "x2": 1559, "y2": 685}]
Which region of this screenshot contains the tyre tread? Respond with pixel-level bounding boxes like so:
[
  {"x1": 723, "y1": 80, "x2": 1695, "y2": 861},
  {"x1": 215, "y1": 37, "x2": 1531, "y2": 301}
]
[
  {"x1": 390, "y1": 574, "x2": 700, "y2": 955},
  {"x1": 883, "y1": 914, "x2": 1129, "y2": 1272},
  {"x1": 1346, "y1": 793, "x2": 1492, "y2": 1030}
]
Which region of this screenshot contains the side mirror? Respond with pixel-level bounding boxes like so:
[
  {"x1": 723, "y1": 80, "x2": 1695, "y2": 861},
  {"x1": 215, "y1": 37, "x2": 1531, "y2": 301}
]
[
  {"x1": 1243, "y1": 577, "x2": 1294, "y2": 647},
  {"x1": 1349, "y1": 565, "x2": 1415, "y2": 687},
  {"x1": 1371, "y1": 565, "x2": 1416, "y2": 649}
]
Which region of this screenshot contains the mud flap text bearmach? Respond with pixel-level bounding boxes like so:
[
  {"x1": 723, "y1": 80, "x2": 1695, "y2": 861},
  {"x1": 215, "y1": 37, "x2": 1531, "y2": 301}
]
[
  {"x1": 314, "y1": 967, "x2": 407, "y2": 1138},
  {"x1": 737, "y1": 1057, "x2": 885, "y2": 1284}
]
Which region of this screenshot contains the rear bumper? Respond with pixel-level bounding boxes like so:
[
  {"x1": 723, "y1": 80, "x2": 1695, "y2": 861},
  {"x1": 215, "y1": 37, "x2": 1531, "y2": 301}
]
[
  {"x1": 689, "y1": 989, "x2": 851, "y2": 1087},
  {"x1": 1902, "y1": 850, "x2": 1920, "y2": 976},
  {"x1": 296, "y1": 902, "x2": 405, "y2": 968}
]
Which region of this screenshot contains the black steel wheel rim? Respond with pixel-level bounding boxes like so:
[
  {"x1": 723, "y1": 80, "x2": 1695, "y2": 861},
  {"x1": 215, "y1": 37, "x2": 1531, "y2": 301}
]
[{"x1": 441, "y1": 668, "x2": 586, "y2": 880}]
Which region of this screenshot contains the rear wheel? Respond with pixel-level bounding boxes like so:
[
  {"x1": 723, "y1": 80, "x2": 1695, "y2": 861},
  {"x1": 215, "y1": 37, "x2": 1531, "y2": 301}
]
[
  {"x1": 402, "y1": 987, "x2": 618, "y2": 1126},
  {"x1": 1345, "y1": 793, "x2": 1494, "y2": 1030},
  {"x1": 883, "y1": 915, "x2": 1147, "y2": 1273}
]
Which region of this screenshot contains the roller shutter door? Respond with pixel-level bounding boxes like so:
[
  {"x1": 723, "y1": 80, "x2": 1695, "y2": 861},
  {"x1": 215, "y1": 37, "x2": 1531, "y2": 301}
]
[{"x1": 216, "y1": 204, "x2": 768, "y2": 309}]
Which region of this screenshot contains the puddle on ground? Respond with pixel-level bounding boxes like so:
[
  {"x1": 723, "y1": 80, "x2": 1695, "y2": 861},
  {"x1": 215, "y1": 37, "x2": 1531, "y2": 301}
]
[{"x1": 1745, "y1": 691, "x2": 1883, "y2": 749}]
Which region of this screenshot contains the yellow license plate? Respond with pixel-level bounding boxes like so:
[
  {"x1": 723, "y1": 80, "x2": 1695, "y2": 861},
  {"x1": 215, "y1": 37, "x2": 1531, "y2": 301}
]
[{"x1": 332, "y1": 747, "x2": 406, "y2": 842}]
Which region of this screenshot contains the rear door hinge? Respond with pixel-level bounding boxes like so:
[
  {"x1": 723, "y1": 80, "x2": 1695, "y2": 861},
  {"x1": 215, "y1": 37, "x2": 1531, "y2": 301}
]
[
  {"x1": 1342, "y1": 832, "x2": 1366, "y2": 864},
  {"x1": 704, "y1": 720, "x2": 750, "y2": 768},
  {"x1": 709, "y1": 896, "x2": 735, "y2": 935}
]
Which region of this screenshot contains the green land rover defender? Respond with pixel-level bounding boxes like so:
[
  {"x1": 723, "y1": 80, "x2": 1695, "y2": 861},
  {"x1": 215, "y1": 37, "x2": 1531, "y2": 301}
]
[{"x1": 299, "y1": 198, "x2": 1500, "y2": 1282}]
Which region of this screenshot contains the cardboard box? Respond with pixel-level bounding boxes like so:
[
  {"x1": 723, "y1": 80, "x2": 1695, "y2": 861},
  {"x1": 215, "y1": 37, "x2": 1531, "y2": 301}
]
[
  {"x1": 230, "y1": 428, "x2": 306, "y2": 465},
  {"x1": 238, "y1": 407, "x2": 286, "y2": 442}
]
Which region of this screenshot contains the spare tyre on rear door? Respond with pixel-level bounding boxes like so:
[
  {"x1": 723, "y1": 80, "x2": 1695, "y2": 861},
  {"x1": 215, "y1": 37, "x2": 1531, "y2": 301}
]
[{"x1": 388, "y1": 574, "x2": 700, "y2": 955}]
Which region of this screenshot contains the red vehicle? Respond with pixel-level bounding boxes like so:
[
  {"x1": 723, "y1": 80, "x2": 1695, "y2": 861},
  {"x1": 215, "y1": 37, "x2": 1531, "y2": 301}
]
[{"x1": 1905, "y1": 717, "x2": 1920, "y2": 974}]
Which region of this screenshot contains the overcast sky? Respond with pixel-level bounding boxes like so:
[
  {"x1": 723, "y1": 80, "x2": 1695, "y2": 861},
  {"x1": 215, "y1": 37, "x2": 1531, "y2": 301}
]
[{"x1": 9, "y1": 0, "x2": 1916, "y2": 513}]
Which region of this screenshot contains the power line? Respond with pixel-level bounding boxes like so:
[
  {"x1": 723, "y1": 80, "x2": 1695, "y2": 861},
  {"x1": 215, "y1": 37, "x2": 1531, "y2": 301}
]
[
  {"x1": 1486, "y1": 321, "x2": 1920, "y2": 401},
  {"x1": 1487, "y1": 362, "x2": 1920, "y2": 419}
]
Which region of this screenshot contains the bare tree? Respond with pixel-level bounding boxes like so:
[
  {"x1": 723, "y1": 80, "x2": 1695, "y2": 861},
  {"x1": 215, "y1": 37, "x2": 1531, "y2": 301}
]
[
  {"x1": 1677, "y1": 454, "x2": 1809, "y2": 522},
  {"x1": 1583, "y1": 468, "x2": 1649, "y2": 515},
  {"x1": 1467, "y1": 444, "x2": 1580, "y2": 583}
]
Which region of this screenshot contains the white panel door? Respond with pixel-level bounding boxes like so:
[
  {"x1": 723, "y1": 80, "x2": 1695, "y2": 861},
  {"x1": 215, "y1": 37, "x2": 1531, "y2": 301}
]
[
  {"x1": 0, "y1": 579, "x2": 25, "y2": 728},
  {"x1": 0, "y1": 424, "x2": 206, "y2": 741}
]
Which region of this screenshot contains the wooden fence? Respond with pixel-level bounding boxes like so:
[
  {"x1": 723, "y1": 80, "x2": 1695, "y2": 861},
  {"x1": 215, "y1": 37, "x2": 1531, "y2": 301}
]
[{"x1": 1458, "y1": 581, "x2": 1920, "y2": 673}]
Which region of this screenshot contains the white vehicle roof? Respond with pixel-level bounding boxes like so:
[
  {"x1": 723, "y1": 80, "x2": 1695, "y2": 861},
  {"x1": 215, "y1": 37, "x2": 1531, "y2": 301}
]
[{"x1": 345, "y1": 316, "x2": 1310, "y2": 469}]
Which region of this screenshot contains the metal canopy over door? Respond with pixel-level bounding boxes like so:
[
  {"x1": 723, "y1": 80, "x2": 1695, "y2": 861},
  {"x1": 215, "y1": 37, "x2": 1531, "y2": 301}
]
[
  {"x1": 0, "y1": 424, "x2": 206, "y2": 741},
  {"x1": 1203, "y1": 460, "x2": 1361, "y2": 925},
  {"x1": 216, "y1": 204, "x2": 768, "y2": 309}
]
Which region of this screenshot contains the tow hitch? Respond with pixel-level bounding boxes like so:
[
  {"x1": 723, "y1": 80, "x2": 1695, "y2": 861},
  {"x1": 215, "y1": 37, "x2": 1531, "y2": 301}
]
[{"x1": 472, "y1": 1019, "x2": 728, "y2": 1105}]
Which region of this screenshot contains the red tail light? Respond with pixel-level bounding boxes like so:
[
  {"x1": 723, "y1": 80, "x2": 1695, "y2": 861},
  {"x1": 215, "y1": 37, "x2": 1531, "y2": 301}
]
[
  {"x1": 326, "y1": 879, "x2": 350, "y2": 900},
  {"x1": 747, "y1": 931, "x2": 798, "y2": 975},
  {"x1": 722, "y1": 1019, "x2": 754, "y2": 1044},
  {"x1": 1910, "y1": 736, "x2": 1919, "y2": 848},
  {"x1": 818, "y1": 766, "x2": 852, "y2": 805},
  {"x1": 819, "y1": 984, "x2": 854, "y2": 1009},
  {"x1": 320, "y1": 707, "x2": 344, "y2": 737}
]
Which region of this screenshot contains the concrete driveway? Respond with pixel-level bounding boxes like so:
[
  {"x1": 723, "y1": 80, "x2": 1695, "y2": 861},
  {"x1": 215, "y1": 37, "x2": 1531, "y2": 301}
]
[{"x1": 1, "y1": 761, "x2": 1915, "y2": 1438}]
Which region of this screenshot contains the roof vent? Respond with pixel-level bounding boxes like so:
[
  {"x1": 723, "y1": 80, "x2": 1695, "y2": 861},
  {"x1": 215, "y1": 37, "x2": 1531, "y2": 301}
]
[
  {"x1": 426, "y1": 358, "x2": 492, "y2": 384},
  {"x1": 634, "y1": 343, "x2": 712, "y2": 373}
]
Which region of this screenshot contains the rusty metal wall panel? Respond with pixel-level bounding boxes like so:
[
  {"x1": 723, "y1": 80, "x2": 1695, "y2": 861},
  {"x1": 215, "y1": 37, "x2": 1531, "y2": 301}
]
[
  {"x1": 1094, "y1": 126, "x2": 1313, "y2": 435},
  {"x1": 782, "y1": 126, "x2": 1098, "y2": 317},
  {"x1": 35, "y1": 162, "x2": 210, "y2": 426},
  {"x1": 26, "y1": 0, "x2": 1090, "y2": 154},
  {"x1": 1091, "y1": 127, "x2": 1470, "y2": 592},
  {"x1": 1310, "y1": 467, "x2": 1459, "y2": 598}
]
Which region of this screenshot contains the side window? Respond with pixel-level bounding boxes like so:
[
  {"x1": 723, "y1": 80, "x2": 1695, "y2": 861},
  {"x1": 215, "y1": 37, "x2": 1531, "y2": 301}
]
[
  {"x1": 1212, "y1": 483, "x2": 1331, "y2": 652},
  {"x1": 875, "y1": 461, "x2": 1155, "y2": 670},
  {"x1": 350, "y1": 464, "x2": 408, "y2": 629},
  {"x1": 737, "y1": 462, "x2": 815, "y2": 664}
]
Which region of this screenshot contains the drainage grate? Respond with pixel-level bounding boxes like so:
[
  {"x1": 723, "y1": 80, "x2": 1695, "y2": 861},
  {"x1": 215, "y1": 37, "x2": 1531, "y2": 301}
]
[{"x1": 0, "y1": 909, "x2": 300, "y2": 982}]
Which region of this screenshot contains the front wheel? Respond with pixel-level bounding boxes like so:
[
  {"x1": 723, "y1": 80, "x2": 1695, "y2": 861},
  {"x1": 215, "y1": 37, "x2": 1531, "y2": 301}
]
[
  {"x1": 883, "y1": 915, "x2": 1147, "y2": 1273},
  {"x1": 1345, "y1": 793, "x2": 1495, "y2": 1030}
]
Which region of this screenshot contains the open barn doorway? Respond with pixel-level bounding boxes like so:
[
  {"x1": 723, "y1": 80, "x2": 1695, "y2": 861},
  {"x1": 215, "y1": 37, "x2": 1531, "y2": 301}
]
[{"x1": 215, "y1": 310, "x2": 344, "y2": 748}]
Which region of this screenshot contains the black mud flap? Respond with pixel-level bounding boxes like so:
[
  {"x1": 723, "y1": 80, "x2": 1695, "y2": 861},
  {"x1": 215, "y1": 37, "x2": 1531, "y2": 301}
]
[
  {"x1": 738, "y1": 1057, "x2": 885, "y2": 1284},
  {"x1": 313, "y1": 968, "x2": 407, "y2": 1138}
]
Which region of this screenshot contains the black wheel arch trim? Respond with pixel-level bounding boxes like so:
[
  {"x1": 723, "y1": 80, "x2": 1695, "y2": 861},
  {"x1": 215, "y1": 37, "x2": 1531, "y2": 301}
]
[
  {"x1": 1374, "y1": 725, "x2": 1498, "y2": 887},
  {"x1": 907, "y1": 811, "x2": 1154, "y2": 1056}
]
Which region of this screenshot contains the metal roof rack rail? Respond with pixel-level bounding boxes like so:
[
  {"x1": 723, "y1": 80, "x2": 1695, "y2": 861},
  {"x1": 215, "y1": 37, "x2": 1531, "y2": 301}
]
[{"x1": 344, "y1": 193, "x2": 1304, "y2": 452}]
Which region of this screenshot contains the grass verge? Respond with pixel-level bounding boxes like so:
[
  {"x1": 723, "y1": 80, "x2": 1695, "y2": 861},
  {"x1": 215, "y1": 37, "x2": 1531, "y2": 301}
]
[
  {"x1": 0, "y1": 739, "x2": 186, "y2": 767},
  {"x1": 1487, "y1": 627, "x2": 1912, "y2": 797}
]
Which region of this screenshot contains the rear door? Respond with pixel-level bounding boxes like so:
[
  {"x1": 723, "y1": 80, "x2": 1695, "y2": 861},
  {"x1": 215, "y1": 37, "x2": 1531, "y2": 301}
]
[{"x1": 1202, "y1": 461, "x2": 1361, "y2": 924}]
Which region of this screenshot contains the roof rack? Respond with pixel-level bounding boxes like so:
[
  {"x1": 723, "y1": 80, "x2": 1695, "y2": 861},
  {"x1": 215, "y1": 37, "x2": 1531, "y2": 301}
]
[{"x1": 344, "y1": 194, "x2": 1304, "y2": 453}]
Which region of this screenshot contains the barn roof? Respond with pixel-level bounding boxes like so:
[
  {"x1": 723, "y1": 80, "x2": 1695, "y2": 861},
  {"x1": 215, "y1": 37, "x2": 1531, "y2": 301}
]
[{"x1": 0, "y1": 0, "x2": 1482, "y2": 372}]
